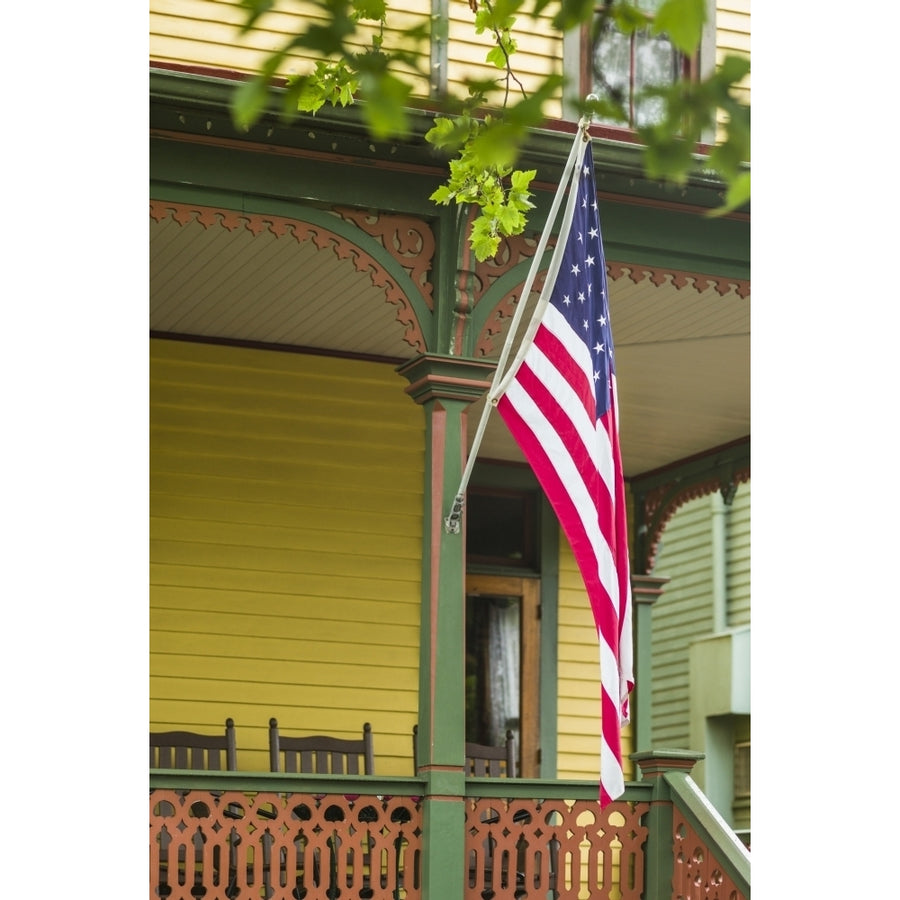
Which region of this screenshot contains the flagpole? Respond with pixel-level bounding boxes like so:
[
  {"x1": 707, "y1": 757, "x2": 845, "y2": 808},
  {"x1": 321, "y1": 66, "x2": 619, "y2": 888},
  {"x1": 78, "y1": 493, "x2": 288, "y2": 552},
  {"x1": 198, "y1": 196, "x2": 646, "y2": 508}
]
[{"x1": 444, "y1": 115, "x2": 593, "y2": 534}]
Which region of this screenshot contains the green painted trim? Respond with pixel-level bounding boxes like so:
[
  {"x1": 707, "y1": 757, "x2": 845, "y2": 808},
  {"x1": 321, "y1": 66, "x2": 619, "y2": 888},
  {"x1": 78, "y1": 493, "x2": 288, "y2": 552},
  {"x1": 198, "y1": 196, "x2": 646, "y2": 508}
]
[
  {"x1": 665, "y1": 770, "x2": 752, "y2": 893},
  {"x1": 150, "y1": 132, "x2": 445, "y2": 217},
  {"x1": 634, "y1": 596, "x2": 653, "y2": 752},
  {"x1": 150, "y1": 68, "x2": 748, "y2": 215},
  {"x1": 149, "y1": 768, "x2": 653, "y2": 804},
  {"x1": 538, "y1": 493, "x2": 559, "y2": 777},
  {"x1": 463, "y1": 777, "x2": 651, "y2": 802},
  {"x1": 150, "y1": 770, "x2": 426, "y2": 795}
]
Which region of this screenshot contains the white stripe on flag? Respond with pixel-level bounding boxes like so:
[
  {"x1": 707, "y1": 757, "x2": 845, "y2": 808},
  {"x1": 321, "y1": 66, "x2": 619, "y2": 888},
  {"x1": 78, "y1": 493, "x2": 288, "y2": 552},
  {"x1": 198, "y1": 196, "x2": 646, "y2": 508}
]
[{"x1": 502, "y1": 375, "x2": 619, "y2": 609}]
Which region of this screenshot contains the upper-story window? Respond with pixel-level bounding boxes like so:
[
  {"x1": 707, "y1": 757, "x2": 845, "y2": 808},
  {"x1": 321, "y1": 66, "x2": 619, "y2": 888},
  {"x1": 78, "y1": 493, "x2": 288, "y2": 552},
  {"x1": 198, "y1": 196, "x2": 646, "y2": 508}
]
[{"x1": 568, "y1": 0, "x2": 708, "y2": 131}]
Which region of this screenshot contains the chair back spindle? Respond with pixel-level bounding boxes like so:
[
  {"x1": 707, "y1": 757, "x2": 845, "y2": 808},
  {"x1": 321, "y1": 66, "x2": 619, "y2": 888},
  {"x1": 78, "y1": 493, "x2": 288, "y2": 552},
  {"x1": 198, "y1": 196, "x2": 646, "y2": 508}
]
[{"x1": 268, "y1": 718, "x2": 374, "y2": 775}]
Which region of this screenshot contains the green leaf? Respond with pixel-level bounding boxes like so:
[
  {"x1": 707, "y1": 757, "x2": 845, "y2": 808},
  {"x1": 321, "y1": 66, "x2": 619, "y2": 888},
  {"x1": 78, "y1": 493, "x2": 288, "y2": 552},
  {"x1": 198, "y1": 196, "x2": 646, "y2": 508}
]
[
  {"x1": 510, "y1": 168, "x2": 535, "y2": 190},
  {"x1": 359, "y1": 71, "x2": 412, "y2": 139},
  {"x1": 610, "y1": 3, "x2": 651, "y2": 36},
  {"x1": 425, "y1": 116, "x2": 476, "y2": 152},
  {"x1": 231, "y1": 53, "x2": 284, "y2": 130},
  {"x1": 471, "y1": 216, "x2": 502, "y2": 261},
  {"x1": 551, "y1": 0, "x2": 594, "y2": 32},
  {"x1": 352, "y1": 0, "x2": 386, "y2": 21},
  {"x1": 232, "y1": 75, "x2": 271, "y2": 131},
  {"x1": 495, "y1": 202, "x2": 524, "y2": 234},
  {"x1": 653, "y1": 0, "x2": 706, "y2": 53},
  {"x1": 429, "y1": 185, "x2": 455, "y2": 205},
  {"x1": 707, "y1": 172, "x2": 750, "y2": 217},
  {"x1": 717, "y1": 53, "x2": 751, "y2": 86},
  {"x1": 640, "y1": 130, "x2": 695, "y2": 184},
  {"x1": 486, "y1": 45, "x2": 509, "y2": 68}
]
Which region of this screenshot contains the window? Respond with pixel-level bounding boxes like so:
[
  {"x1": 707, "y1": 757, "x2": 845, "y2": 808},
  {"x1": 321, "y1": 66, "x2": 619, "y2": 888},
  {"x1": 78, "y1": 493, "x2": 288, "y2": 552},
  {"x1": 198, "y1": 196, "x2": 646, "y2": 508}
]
[
  {"x1": 582, "y1": 1, "x2": 694, "y2": 129},
  {"x1": 466, "y1": 487, "x2": 537, "y2": 569}
]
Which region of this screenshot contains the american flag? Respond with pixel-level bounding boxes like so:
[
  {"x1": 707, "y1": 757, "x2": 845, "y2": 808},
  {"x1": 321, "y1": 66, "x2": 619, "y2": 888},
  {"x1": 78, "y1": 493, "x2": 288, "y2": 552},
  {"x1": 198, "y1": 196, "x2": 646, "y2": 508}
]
[{"x1": 496, "y1": 138, "x2": 633, "y2": 806}]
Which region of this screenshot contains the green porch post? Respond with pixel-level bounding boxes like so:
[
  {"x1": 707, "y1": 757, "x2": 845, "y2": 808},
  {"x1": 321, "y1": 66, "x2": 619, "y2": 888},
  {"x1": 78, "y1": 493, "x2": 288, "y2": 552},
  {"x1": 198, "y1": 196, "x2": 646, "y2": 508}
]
[
  {"x1": 631, "y1": 574, "x2": 669, "y2": 753},
  {"x1": 397, "y1": 354, "x2": 496, "y2": 900}
]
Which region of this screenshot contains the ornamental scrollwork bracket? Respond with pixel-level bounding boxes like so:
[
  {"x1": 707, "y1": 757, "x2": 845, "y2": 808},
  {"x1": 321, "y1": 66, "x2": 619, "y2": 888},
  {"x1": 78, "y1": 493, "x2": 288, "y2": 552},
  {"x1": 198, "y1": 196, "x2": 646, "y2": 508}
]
[{"x1": 631, "y1": 437, "x2": 750, "y2": 574}]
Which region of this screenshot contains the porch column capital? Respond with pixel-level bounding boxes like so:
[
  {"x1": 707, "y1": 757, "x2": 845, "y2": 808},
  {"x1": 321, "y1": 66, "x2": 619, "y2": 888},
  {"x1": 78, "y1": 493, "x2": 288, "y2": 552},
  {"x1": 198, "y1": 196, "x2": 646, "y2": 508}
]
[
  {"x1": 631, "y1": 573, "x2": 670, "y2": 605},
  {"x1": 397, "y1": 353, "x2": 496, "y2": 406}
]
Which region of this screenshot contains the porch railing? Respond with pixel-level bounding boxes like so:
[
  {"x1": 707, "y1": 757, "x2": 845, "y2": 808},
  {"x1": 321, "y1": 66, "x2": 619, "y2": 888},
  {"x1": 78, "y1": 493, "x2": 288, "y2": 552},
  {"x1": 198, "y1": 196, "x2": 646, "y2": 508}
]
[{"x1": 150, "y1": 751, "x2": 749, "y2": 900}]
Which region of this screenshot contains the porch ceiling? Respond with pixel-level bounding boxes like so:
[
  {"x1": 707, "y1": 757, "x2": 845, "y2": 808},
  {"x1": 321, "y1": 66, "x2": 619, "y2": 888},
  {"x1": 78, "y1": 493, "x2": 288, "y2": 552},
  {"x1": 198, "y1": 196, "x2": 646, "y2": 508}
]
[{"x1": 149, "y1": 209, "x2": 749, "y2": 479}]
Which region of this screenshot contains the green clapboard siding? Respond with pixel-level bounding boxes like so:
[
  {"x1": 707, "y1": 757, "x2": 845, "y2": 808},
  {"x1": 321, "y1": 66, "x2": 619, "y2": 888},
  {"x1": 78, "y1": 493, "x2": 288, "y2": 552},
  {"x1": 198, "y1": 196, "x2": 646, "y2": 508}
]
[
  {"x1": 150, "y1": 338, "x2": 424, "y2": 775},
  {"x1": 650, "y1": 481, "x2": 751, "y2": 750},
  {"x1": 650, "y1": 496, "x2": 714, "y2": 749}
]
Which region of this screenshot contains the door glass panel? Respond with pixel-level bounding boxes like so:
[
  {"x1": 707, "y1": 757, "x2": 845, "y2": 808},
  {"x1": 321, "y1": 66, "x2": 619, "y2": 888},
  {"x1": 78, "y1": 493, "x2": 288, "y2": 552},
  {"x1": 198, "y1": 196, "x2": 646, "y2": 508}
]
[{"x1": 465, "y1": 592, "x2": 521, "y2": 751}]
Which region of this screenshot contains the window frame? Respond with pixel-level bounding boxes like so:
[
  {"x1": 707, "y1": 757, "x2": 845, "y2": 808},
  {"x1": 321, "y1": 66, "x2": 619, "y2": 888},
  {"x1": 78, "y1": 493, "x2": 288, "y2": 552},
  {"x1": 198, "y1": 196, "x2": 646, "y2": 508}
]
[{"x1": 563, "y1": 0, "x2": 715, "y2": 142}]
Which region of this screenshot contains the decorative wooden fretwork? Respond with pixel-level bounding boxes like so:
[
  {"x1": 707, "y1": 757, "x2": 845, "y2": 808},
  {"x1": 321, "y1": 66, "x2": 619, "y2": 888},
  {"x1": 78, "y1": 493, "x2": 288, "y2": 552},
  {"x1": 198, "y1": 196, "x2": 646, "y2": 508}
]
[
  {"x1": 150, "y1": 788, "x2": 422, "y2": 900},
  {"x1": 465, "y1": 796, "x2": 650, "y2": 899},
  {"x1": 672, "y1": 809, "x2": 747, "y2": 900},
  {"x1": 473, "y1": 257, "x2": 749, "y2": 357},
  {"x1": 335, "y1": 207, "x2": 436, "y2": 311},
  {"x1": 606, "y1": 263, "x2": 750, "y2": 299},
  {"x1": 633, "y1": 442, "x2": 750, "y2": 574},
  {"x1": 149, "y1": 201, "x2": 428, "y2": 352}
]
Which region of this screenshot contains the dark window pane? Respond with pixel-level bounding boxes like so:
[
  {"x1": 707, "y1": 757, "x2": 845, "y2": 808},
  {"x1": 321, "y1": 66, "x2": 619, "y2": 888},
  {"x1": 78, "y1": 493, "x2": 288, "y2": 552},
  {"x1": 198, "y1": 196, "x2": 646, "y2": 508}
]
[
  {"x1": 465, "y1": 593, "x2": 521, "y2": 748},
  {"x1": 466, "y1": 489, "x2": 535, "y2": 568}
]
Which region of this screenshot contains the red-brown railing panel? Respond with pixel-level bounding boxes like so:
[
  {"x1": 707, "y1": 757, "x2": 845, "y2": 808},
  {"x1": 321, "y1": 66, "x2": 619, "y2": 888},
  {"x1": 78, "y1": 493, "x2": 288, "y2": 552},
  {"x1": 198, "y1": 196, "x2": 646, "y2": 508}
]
[
  {"x1": 150, "y1": 788, "x2": 422, "y2": 900},
  {"x1": 672, "y1": 808, "x2": 747, "y2": 900},
  {"x1": 464, "y1": 795, "x2": 649, "y2": 899}
]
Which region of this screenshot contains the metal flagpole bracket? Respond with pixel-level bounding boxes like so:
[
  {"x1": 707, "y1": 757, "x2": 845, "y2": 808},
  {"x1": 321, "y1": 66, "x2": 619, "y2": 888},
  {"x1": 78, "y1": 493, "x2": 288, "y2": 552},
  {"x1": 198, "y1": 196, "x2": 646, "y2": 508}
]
[
  {"x1": 444, "y1": 494, "x2": 464, "y2": 534},
  {"x1": 583, "y1": 93, "x2": 599, "y2": 139}
]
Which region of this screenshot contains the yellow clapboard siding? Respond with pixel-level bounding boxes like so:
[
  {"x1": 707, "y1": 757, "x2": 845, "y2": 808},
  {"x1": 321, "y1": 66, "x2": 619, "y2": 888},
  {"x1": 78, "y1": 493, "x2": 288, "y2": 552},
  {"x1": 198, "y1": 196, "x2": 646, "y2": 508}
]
[
  {"x1": 151, "y1": 472, "x2": 421, "y2": 515},
  {"x1": 151, "y1": 492, "x2": 419, "y2": 532},
  {"x1": 152, "y1": 584, "x2": 418, "y2": 621},
  {"x1": 151, "y1": 399, "x2": 419, "y2": 443},
  {"x1": 151, "y1": 630, "x2": 419, "y2": 667},
  {"x1": 151, "y1": 567, "x2": 418, "y2": 604},
  {"x1": 150, "y1": 538, "x2": 421, "y2": 581},
  {"x1": 150, "y1": 516, "x2": 421, "y2": 561},
  {"x1": 445, "y1": 9, "x2": 564, "y2": 116},
  {"x1": 556, "y1": 659, "x2": 603, "y2": 684},
  {"x1": 155, "y1": 652, "x2": 416, "y2": 688},
  {"x1": 151, "y1": 562, "x2": 419, "y2": 598},
  {"x1": 554, "y1": 530, "x2": 634, "y2": 780},
  {"x1": 151, "y1": 0, "x2": 432, "y2": 89},
  {"x1": 717, "y1": 16, "x2": 752, "y2": 43},
  {"x1": 151, "y1": 451, "x2": 419, "y2": 493},
  {"x1": 151, "y1": 428, "x2": 420, "y2": 473},
  {"x1": 152, "y1": 675, "x2": 417, "y2": 712},
  {"x1": 151, "y1": 357, "x2": 417, "y2": 407},
  {"x1": 150, "y1": 339, "x2": 422, "y2": 776},
  {"x1": 152, "y1": 605, "x2": 418, "y2": 646}
]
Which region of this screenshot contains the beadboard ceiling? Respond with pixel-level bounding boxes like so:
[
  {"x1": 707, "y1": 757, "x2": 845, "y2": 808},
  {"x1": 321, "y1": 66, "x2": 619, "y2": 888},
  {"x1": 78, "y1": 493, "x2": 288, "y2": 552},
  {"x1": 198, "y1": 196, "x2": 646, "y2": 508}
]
[{"x1": 150, "y1": 210, "x2": 749, "y2": 478}]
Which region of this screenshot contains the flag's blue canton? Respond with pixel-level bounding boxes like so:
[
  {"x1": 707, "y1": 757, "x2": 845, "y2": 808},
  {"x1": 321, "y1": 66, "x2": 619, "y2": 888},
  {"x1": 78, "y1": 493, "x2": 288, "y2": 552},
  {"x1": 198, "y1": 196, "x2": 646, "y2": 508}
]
[{"x1": 550, "y1": 143, "x2": 614, "y2": 418}]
